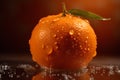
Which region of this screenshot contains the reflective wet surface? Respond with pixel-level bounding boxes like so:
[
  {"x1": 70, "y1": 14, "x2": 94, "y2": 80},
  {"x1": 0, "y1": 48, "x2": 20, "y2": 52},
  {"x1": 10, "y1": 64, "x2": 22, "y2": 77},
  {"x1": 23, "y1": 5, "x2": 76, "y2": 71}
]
[{"x1": 0, "y1": 55, "x2": 120, "y2": 80}]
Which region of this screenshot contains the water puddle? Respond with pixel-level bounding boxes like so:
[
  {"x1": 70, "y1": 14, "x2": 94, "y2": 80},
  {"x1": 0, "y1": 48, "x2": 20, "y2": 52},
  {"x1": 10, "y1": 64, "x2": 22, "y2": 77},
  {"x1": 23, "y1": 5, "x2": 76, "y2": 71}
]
[{"x1": 0, "y1": 62, "x2": 120, "y2": 80}]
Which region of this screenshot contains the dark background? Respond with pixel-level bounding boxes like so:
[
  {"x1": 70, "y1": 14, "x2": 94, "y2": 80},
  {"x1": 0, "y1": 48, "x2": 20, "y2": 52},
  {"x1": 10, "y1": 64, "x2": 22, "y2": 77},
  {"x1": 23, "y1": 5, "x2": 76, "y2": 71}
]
[{"x1": 0, "y1": 0, "x2": 120, "y2": 57}]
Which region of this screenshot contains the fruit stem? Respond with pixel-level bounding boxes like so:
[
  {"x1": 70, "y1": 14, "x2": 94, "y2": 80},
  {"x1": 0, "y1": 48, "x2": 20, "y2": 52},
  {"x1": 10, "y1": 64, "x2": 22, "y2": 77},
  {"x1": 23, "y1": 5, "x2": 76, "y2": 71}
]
[{"x1": 62, "y1": 3, "x2": 68, "y2": 16}]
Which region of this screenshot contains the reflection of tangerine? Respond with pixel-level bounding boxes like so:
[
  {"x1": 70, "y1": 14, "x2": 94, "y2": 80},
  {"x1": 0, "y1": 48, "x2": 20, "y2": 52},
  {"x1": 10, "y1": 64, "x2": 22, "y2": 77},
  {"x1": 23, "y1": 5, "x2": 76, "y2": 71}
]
[
  {"x1": 32, "y1": 71, "x2": 90, "y2": 80},
  {"x1": 29, "y1": 13, "x2": 97, "y2": 71}
]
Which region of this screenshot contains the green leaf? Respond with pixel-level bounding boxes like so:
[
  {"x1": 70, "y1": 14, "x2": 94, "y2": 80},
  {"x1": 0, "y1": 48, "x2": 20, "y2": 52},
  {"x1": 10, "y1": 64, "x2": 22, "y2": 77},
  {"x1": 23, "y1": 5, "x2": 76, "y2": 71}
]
[{"x1": 68, "y1": 9, "x2": 111, "y2": 21}]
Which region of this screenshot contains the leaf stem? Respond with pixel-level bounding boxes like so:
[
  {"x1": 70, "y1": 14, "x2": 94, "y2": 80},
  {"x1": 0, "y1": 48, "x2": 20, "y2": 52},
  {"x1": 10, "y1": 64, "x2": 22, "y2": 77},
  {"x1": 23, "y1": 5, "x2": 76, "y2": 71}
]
[{"x1": 62, "y1": 3, "x2": 68, "y2": 16}]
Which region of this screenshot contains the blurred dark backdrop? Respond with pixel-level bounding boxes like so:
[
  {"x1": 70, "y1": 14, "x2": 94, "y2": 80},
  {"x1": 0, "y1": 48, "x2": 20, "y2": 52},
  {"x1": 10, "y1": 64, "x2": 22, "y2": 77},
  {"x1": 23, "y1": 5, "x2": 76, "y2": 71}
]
[{"x1": 0, "y1": 0, "x2": 120, "y2": 57}]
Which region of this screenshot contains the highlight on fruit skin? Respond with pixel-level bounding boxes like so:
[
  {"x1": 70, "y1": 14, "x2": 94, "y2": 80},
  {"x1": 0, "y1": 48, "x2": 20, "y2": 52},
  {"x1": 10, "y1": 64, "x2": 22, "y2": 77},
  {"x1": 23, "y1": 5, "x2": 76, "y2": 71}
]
[{"x1": 29, "y1": 13, "x2": 97, "y2": 71}]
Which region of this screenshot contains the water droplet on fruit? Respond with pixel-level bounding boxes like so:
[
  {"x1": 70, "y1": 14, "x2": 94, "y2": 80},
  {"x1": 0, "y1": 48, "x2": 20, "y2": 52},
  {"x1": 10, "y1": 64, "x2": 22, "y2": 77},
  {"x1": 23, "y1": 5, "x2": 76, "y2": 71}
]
[
  {"x1": 93, "y1": 51, "x2": 96, "y2": 57},
  {"x1": 48, "y1": 48, "x2": 53, "y2": 55},
  {"x1": 78, "y1": 33, "x2": 81, "y2": 35},
  {"x1": 87, "y1": 48, "x2": 90, "y2": 51},
  {"x1": 55, "y1": 46, "x2": 58, "y2": 50},
  {"x1": 56, "y1": 37, "x2": 60, "y2": 40},
  {"x1": 73, "y1": 38, "x2": 76, "y2": 40},
  {"x1": 69, "y1": 30, "x2": 74, "y2": 35},
  {"x1": 72, "y1": 45, "x2": 75, "y2": 48},
  {"x1": 39, "y1": 30, "x2": 46, "y2": 39},
  {"x1": 57, "y1": 30, "x2": 59, "y2": 33},
  {"x1": 53, "y1": 18, "x2": 59, "y2": 21},
  {"x1": 74, "y1": 43, "x2": 77, "y2": 46},
  {"x1": 84, "y1": 48, "x2": 87, "y2": 50},
  {"x1": 86, "y1": 36, "x2": 89, "y2": 39},
  {"x1": 61, "y1": 26, "x2": 64, "y2": 30},
  {"x1": 80, "y1": 45, "x2": 83, "y2": 49},
  {"x1": 41, "y1": 44, "x2": 45, "y2": 49},
  {"x1": 85, "y1": 19, "x2": 89, "y2": 23},
  {"x1": 85, "y1": 40, "x2": 88, "y2": 43},
  {"x1": 53, "y1": 34, "x2": 56, "y2": 38},
  {"x1": 54, "y1": 42, "x2": 57, "y2": 45},
  {"x1": 46, "y1": 46, "x2": 53, "y2": 55},
  {"x1": 45, "y1": 20, "x2": 49, "y2": 22},
  {"x1": 66, "y1": 50, "x2": 71, "y2": 55},
  {"x1": 60, "y1": 36, "x2": 63, "y2": 39}
]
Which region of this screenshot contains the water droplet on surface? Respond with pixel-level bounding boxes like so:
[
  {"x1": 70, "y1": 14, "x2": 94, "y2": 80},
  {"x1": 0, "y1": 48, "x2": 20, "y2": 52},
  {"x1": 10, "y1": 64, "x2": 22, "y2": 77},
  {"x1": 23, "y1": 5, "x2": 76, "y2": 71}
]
[
  {"x1": 108, "y1": 69, "x2": 114, "y2": 76},
  {"x1": 116, "y1": 70, "x2": 120, "y2": 74},
  {"x1": 90, "y1": 76, "x2": 94, "y2": 80},
  {"x1": 69, "y1": 30, "x2": 74, "y2": 35},
  {"x1": 41, "y1": 21, "x2": 45, "y2": 24}
]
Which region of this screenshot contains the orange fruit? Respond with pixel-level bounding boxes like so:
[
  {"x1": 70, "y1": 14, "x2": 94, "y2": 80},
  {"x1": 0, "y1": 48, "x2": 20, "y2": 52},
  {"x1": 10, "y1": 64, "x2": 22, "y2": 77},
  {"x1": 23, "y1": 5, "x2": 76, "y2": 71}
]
[{"x1": 29, "y1": 13, "x2": 97, "y2": 71}]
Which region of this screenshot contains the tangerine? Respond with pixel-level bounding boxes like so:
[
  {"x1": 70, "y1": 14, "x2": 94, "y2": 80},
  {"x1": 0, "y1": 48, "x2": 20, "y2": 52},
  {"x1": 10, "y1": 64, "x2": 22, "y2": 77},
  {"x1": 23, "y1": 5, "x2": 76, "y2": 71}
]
[{"x1": 29, "y1": 13, "x2": 97, "y2": 71}]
